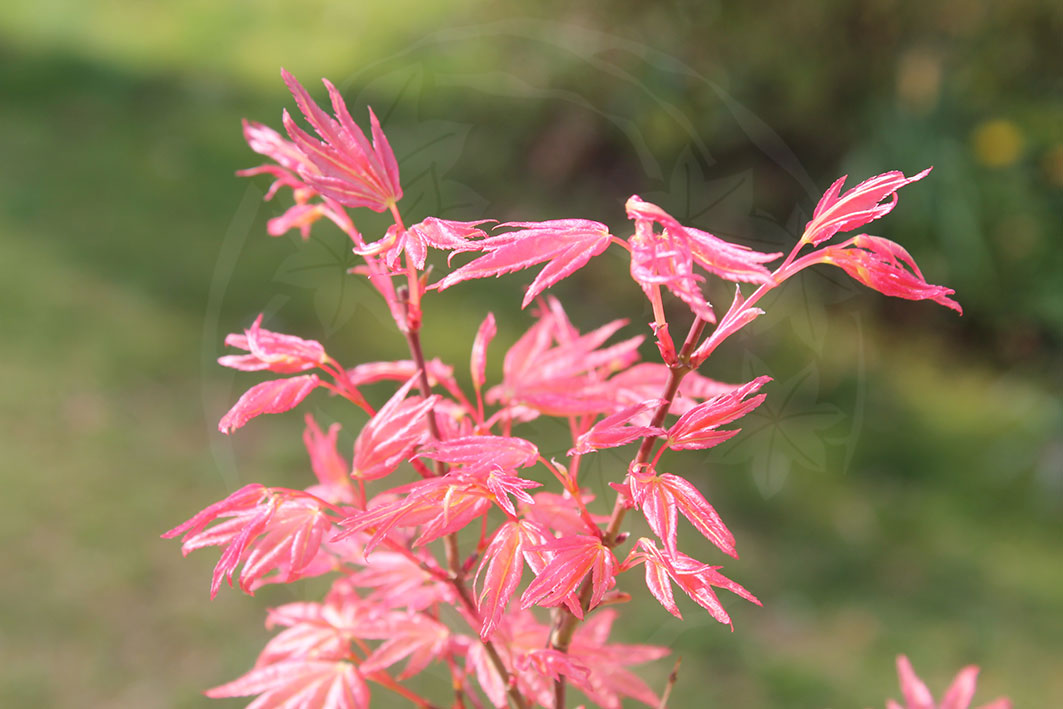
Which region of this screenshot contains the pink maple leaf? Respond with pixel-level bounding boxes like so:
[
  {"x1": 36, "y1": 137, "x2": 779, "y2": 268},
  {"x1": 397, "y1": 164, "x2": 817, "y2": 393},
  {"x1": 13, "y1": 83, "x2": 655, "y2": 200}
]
[
  {"x1": 348, "y1": 550, "x2": 454, "y2": 612},
  {"x1": 241, "y1": 118, "x2": 318, "y2": 181},
  {"x1": 888, "y1": 655, "x2": 1012, "y2": 709},
  {"x1": 237, "y1": 120, "x2": 334, "y2": 240},
  {"x1": 436, "y1": 219, "x2": 614, "y2": 307},
  {"x1": 302, "y1": 415, "x2": 357, "y2": 505},
  {"x1": 666, "y1": 375, "x2": 771, "y2": 450},
  {"x1": 690, "y1": 285, "x2": 767, "y2": 364},
  {"x1": 474, "y1": 519, "x2": 552, "y2": 640},
  {"x1": 470, "y1": 312, "x2": 497, "y2": 392},
  {"x1": 163, "y1": 486, "x2": 334, "y2": 598},
  {"x1": 520, "y1": 490, "x2": 609, "y2": 536},
  {"x1": 467, "y1": 611, "x2": 555, "y2": 708},
  {"x1": 517, "y1": 648, "x2": 591, "y2": 686},
  {"x1": 447, "y1": 466, "x2": 542, "y2": 517},
  {"x1": 812, "y1": 234, "x2": 962, "y2": 313},
  {"x1": 625, "y1": 195, "x2": 781, "y2": 322},
  {"x1": 520, "y1": 534, "x2": 618, "y2": 619},
  {"x1": 568, "y1": 399, "x2": 666, "y2": 455},
  {"x1": 338, "y1": 476, "x2": 491, "y2": 552},
  {"x1": 256, "y1": 600, "x2": 363, "y2": 668},
  {"x1": 627, "y1": 468, "x2": 736, "y2": 558},
  {"x1": 610, "y1": 362, "x2": 739, "y2": 417},
  {"x1": 487, "y1": 299, "x2": 643, "y2": 416},
  {"x1": 219, "y1": 374, "x2": 321, "y2": 434},
  {"x1": 280, "y1": 68, "x2": 401, "y2": 213},
  {"x1": 351, "y1": 376, "x2": 439, "y2": 480},
  {"x1": 357, "y1": 613, "x2": 451, "y2": 679},
  {"x1": 803, "y1": 168, "x2": 931, "y2": 247},
  {"x1": 415, "y1": 435, "x2": 538, "y2": 475},
  {"x1": 625, "y1": 539, "x2": 760, "y2": 624},
  {"x1": 344, "y1": 357, "x2": 460, "y2": 397},
  {"x1": 205, "y1": 659, "x2": 369, "y2": 709},
  {"x1": 568, "y1": 610, "x2": 670, "y2": 709},
  {"x1": 359, "y1": 217, "x2": 492, "y2": 271}
]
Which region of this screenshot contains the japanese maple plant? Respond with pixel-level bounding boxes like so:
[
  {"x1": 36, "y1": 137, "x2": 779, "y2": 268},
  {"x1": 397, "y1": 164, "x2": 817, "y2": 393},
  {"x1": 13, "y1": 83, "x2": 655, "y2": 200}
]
[{"x1": 165, "y1": 70, "x2": 1010, "y2": 709}]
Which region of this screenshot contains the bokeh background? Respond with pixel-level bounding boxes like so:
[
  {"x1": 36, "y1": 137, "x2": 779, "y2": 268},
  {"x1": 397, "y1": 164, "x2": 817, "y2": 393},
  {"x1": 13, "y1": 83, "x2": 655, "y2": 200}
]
[{"x1": 2, "y1": 1, "x2": 1061, "y2": 707}]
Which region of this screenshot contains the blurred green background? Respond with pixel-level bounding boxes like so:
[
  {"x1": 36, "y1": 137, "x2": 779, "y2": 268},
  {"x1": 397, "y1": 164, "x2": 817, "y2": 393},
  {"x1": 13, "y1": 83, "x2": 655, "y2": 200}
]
[{"x1": 2, "y1": 1, "x2": 1061, "y2": 707}]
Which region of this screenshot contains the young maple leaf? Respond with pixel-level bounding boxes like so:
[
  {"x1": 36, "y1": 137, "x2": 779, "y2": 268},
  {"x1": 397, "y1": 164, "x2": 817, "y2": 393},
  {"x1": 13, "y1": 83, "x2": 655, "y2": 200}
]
[
  {"x1": 348, "y1": 550, "x2": 454, "y2": 612},
  {"x1": 467, "y1": 611, "x2": 555, "y2": 708},
  {"x1": 568, "y1": 399, "x2": 666, "y2": 456},
  {"x1": 487, "y1": 299, "x2": 643, "y2": 416},
  {"x1": 337, "y1": 476, "x2": 492, "y2": 552},
  {"x1": 802, "y1": 168, "x2": 931, "y2": 247},
  {"x1": 240, "y1": 119, "x2": 318, "y2": 189},
  {"x1": 813, "y1": 234, "x2": 962, "y2": 313},
  {"x1": 357, "y1": 613, "x2": 451, "y2": 679},
  {"x1": 205, "y1": 659, "x2": 369, "y2": 709},
  {"x1": 567, "y1": 610, "x2": 670, "y2": 709},
  {"x1": 436, "y1": 219, "x2": 614, "y2": 307},
  {"x1": 219, "y1": 374, "x2": 321, "y2": 434},
  {"x1": 357, "y1": 217, "x2": 492, "y2": 270},
  {"x1": 665, "y1": 375, "x2": 771, "y2": 450},
  {"x1": 162, "y1": 485, "x2": 334, "y2": 598},
  {"x1": 345, "y1": 357, "x2": 460, "y2": 398},
  {"x1": 690, "y1": 285, "x2": 767, "y2": 364},
  {"x1": 302, "y1": 415, "x2": 358, "y2": 505},
  {"x1": 415, "y1": 435, "x2": 538, "y2": 475},
  {"x1": 218, "y1": 314, "x2": 330, "y2": 374},
  {"x1": 474, "y1": 518, "x2": 552, "y2": 640},
  {"x1": 280, "y1": 68, "x2": 401, "y2": 213},
  {"x1": 517, "y1": 650, "x2": 592, "y2": 697},
  {"x1": 520, "y1": 490, "x2": 609, "y2": 536},
  {"x1": 626, "y1": 468, "x2": 736, "y2": 558},
  {"x1": 255, "y1": 600, "x2": 363, "y2": 668},
  {"x1": 351, "y1": 376, "x2": 439, "y2": 480},
  {"x1": 610, "y1": 362, "x2": 739, "y2": 417},
  {"x1": 237, "y1": 119, "x2": 332, "y2": 240},
  {"x1": 888, "y1": 655, "x2": 1012, "y2": 709},
  {"x1": 470, "y1": 312, "x2": 497, "y2": 392},
  {"x1": 624, "y1": 538, "x2": 760, "y2": 624},
  {"x1": 625, "y1": 195, "x2": 782, "y2": 321},
  {"x1": 520, "y1": 534, "x2": 618, "y2": 619}
]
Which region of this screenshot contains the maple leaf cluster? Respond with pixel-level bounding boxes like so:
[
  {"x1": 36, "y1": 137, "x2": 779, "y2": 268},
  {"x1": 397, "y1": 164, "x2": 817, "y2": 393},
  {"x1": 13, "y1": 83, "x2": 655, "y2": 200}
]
[{"x1": 164, "y1": 69, "x2": 1007, "y2": 709}]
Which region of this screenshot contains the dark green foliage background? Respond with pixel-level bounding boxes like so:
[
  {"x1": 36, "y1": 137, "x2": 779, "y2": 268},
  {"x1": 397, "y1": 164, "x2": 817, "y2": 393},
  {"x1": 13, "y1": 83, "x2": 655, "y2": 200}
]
[{"x1": 1, "y1": 2, "x2": 1060, "y2": 707}]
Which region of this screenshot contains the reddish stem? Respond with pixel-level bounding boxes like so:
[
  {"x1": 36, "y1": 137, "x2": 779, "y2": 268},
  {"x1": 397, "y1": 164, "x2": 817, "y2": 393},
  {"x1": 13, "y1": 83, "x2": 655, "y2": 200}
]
[{"x1": 547, "y1": 317, "x2": 707, "y2": 708}]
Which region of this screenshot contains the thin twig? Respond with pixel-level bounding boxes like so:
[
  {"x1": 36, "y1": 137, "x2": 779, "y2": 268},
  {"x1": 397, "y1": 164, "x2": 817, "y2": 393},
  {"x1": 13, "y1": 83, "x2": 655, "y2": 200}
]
[{"x1": 657, "y1": 657, "x2": 682, "y2": 709}]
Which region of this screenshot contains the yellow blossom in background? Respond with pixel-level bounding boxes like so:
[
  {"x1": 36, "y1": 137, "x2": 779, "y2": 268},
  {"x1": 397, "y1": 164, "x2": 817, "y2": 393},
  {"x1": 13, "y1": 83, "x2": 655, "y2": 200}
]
[{"x1": 971, "y1": 119, "x2": 1023, "y2": 168}]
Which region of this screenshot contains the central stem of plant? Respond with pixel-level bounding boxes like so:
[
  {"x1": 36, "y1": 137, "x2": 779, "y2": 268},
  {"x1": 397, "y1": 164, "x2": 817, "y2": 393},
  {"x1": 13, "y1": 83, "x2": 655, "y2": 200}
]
[
  {"x1": 547, "y1": 317, "x2": 707, "y2": 708},
  {"x1": 400, "y1": 292, "x2": 530, "y2": 709}
]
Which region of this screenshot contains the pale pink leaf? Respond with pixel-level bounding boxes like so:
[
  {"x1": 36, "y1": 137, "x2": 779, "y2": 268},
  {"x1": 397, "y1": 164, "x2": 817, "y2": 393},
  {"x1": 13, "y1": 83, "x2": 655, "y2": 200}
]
[
  {"x1": 437, "y1": 220, "x2": 613, "y2": 307},
  {"x1": 205, "y1": 659, "x2": 369, "y2": 709},
  {"x1": 415, "y1": 435, "x2": 538, "y2": 474},
  {"x1": 803, "y1": 168, "x2": 931, "y2": 246},
  {"x1": 219, "y1": 374, "x2": 321, "y2": 434},
  {"x1": 471, "y1": 312, "x2": 497, "y2": 391}
]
